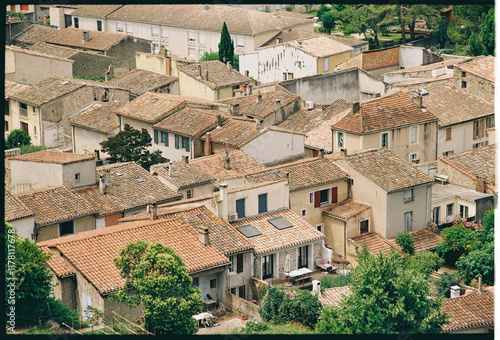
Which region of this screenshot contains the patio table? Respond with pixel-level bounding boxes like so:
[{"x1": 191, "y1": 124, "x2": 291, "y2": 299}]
[{"x1": 286, "y1": 268, "x2": 313, "y2": 286}]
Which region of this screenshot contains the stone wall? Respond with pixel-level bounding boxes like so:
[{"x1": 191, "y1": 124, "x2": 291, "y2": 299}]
[
  {"x1": 71, "y1": 52, "x2": 115, "y2": 80},
  {"x1": 225, "y1": 292, "x2": 261, "y2": 320},
  {"x1": 453, "y1": 68, "x2": 494, "y2": 103},
  {"x1": 250, "y1": 277, "x2": 270, "y2": 301},
  {"x1": 363, "y1": 46, "x2": 399, "y2": 71},
  {"x1": 313, "y1": 241, "x2": 322, "y2": 262},
  {"x1": 107, "y1": 37, "x2": 152, "y2": 77}
]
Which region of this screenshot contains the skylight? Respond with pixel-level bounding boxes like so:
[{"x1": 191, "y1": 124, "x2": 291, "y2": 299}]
[
  {"x1": 267, "y1": 216, "x2": 293, "y2": 230},
  {"x1": 135, "y1": 177, "x2": 144, "y2": 183},
  {"x1": 114, "y1": 172, "x2": 122, "y2": 176},
  {"x1": 151, "y1": 99, "x2": 158, "y2": 103},
  {"x1": 376, "y1": 106, "x2": 383, "y2": 110},
  {"x1": 197, "y1": 214, "x2": 206, "y2": 220},
  {"x1": 236, "y1": 224, "x2": 262, "y2": 238}
]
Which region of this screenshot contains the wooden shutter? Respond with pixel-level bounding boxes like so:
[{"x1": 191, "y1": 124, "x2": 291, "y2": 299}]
[
  {"x1": 236, "y1": 253, "x2": 243, "y2": 273},
  {"x1": 446, "y1": 127, "x2": 452, "y2": 141},
  {"x1": 314, "y1": 191, "x2": 320, "y2": 208},
  {"x1": 238, "y1": 285, "x2": 245, "y2": 299},
  {"x1": 473, "y1": 121, "x2": 478, "y2": 140},
  {"x1": 481, "y1": 119, "x2": 485, "y2": 138},
  {"x1": 331, "y1": 187, "x2": 338, "y2": 204},
  {"x1": 154, "y1": 130, "x2": 158, "y2": 144},
  {"x1": 174, "y1": 134, "x2": 179, "y2": 149}
]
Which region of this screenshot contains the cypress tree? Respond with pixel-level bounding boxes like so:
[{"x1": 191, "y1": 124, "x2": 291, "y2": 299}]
[{"x1": 218, "y1": 22, "x2": 234, "y2": 65}]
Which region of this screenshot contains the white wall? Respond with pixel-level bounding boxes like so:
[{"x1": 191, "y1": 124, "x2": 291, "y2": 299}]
[
  {"x1": 431, "y1": 196, "x2": 476, "y2": 224},
  {"x1": 9, "y1": 217, "x2": 35, "y2": 241},
  {"x1": 437, "y1": 121, "x2": 491, "y2": 156},
  {"x1": 61, "y1": 159, "x2": 97, "y2": 189},
  {"x1": 10, "y1": 161, "x2": 62, "y2": 191},
  {"x1": 241, "y1": 130, "x2": 304, "y2": 164},
  {"x1": 358, "y1": 70, "x2": 388, "y2": 96},
  {"x1": 399, "y1": 47, "x2": 423, "y2": 69},
  {"x1": 152, "y1": 132, "x2": 191, "y2": 161}
]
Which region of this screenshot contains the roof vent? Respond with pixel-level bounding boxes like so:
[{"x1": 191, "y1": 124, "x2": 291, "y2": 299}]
[
  {"x1": 377, "y1": 105, "x2": 383, "y2": 110},
  {"x1": 135, "y1": 177, "x2": 144, "y2": 183},
  {"x1": 151, "y1": 99, "x2": 158, "y2": 103},
  {"x1": 83, "y1": 30, "x2": 90, "y2": 42},
  {"x1": 114, "y1": 172, "x2": 122, "y2": 176},
  {"x1": 60, "y1": 81, "x2": 70, "y2": 85}
]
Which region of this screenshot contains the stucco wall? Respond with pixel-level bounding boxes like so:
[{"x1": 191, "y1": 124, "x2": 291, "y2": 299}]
[
  {"x1": 9, "y1": 217, "x2": 35, "y2": 241},
  {"x1": 10, "y1": 160, "x2": 62, "y2": 190},
  {"x1": 7, "y1": 100, "x2": 43, "y2": 146},
  {"x1": 72, "y1": 125, "x2": 118, "y2": 158},
  {"x1": 225, "y1": 293, "x2": 261, "y2": 320},
  {"x1": 437, "y1": 159, "x2": 477, "y2": 192},
  {"x1": 152, "y1": 131, "x2": 192, "y2": 161},
  {"x1": 71, "y1": 52, "x2": 115, "y2": 80},
  {"x1": 178, "y1": 71, "x2": 215, "y2": 101},
  {"x1": 399, "y1": 46, "x2": 424, "y2": 69},
  {"x1": 453, "y1": 67, "x2": 494, "y2": 103},
  {"x1": 227, "y1": 252, "x2": 253, "y2": 299},
  {"x1": 336, "y1": 52, "x2": 363, "y2": 70},
  {"x1": 241, "y1": 130, "x2": 304, "y2": 164},
  {"x1": 437, "y1": 120, "x2": 491, "y2": 156},
  {"x1": 431, "y1": 196, "x2": 476, "y2": 224}
]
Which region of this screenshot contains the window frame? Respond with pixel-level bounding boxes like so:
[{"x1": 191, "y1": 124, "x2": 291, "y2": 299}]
[
  {"x1": 116, "y1": 22, "x2": 124, "y2": 33},
  {"x1": 323, "y1": 57, "x2": 329, "y2": 72},
  {"x1": 410, "y1": 125, "x2": 418, "y2": 145},
  {"x1": 359, "y1": 218, "x2": 369, "y2": 234},
  {"x1": 446, "y1": 203, "x2": 454, "y2": 219},
  {"x1": 198, "y1": 31, "x2": 205, "y2": 45},
  {"x1": 59, "y1": 220, "x2": 75, "y2": 237},
  {"x1": 210, "y1": 279, "x2": 216, "y2": 289},
  {"x1": 445, "y1": 127, "x2": 452, "y2": 141},
  {"x1": 19, "y1": 102, "x2": 28, "y2": 117},
  {"x1": 298, "y1": 245, "x2": 309, "y2": 269},
  {"x1": 301, "y1": 209, "x2": 307, "y2": 217},
  {"x1": 403, "y1": 188, "x2": 414, "y2": 202},
  {"x1": 97, "y1": 20, "x2": 102, "y2": 31},
  {"x1": 309, "y1": 192, "x2": 314, "y2": 204},
  {"x1": 188, "y1": 30, "x2": 196, "y2": 42},
  {"x1": 228, "y1": 255, "x2": 235, "y2": 274},
  {"x1": 433, "y1": 206, "x2": 440, "y2": 224},
  {"x1": 459, "y1": 204, "x2": 469, "y2": 218},
  {"x1": 404, "y1": 211, "x2": 413, "y2": 232},
  {"x1": 126, "y1": 23, "x2": 133, "y2": 35},
  {"x1": 258, "y1": 193, "x2": 268, "y2": 214},
  {"x1": 74, "y1": 17, "x2": 79, "y2": 28},
  {"x1": 235, "y1": 198, "x2": 246, "y2": 219},
  {"x1": 186, "y1": 189, "x2": 193, "y2": 199},
  {"x1": 381, "y1": 132, "x2": 389, "y2": 148},
  {"x1": 151, "y1": 26, "x2": 159, "y2": 40},
  {"x1": 409, "y1": 152, "x2": 419, "y2": 164},
  {"x1": 337, "y1": 131, "x2": 344, "y2": 149}
]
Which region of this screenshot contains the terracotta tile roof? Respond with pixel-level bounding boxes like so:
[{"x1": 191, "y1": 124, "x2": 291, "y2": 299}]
[
  {"x1": 150, "y1": 161, "x2": 213, "y2": 190},
  {"x1": 230, "y1": 209, "x2": 325, "y2": 255},
  {"x1": 189, "y1": 149, "x2": 267, "y2": 183},
  {"x1": 287, "y1": 36, "x2": 353, "y2": 58},
  {"x1": 431, "y1": 183, "x2": 494, "y2": 203},
  {"x1": 105, "y1": 69, "x2": 178, "y2": 97},
  {"x1": 105, "y1": 5, "x2": 313, "y2": 35},
  {"x1": 86, "y1": 162, "x2": 181, "y2": 213},
  {"x1": 4, "y1": 190, "x2": 34, "y2": 222},
  {"x1": 8, "y1": 76, "x2": 86, "y2": 106},
  {"x1": 157, "y1": 205, "x2": 253, "y2": 255},
  {"x1": 319, "y1": 286, "x2": 352, "y2": 307},
  {"x1": 438, "y1": 144, "x2": 497, "y2": 193},
  {"x1": 40, "y1": 246, "x2": 74, "y2": 278},
  {"x1": 332, "y1": 92, "x2": 438, "y2": 134},
  {"x1": 178, "y1": 60, "x2": 250, "y2": 90},
  {"x1": 456, "y1": 56, "x2": 495, "y2": 82},
  {"x1": 16, "y1": 186, "x2": 98, "y2": 227},
  {"x1": 71, "y1": 4, "x2": 123, "y2": 18},
  {"x1": 442, "y1": 290, "x2": 494, "y2": 332},
  {"x1": 153, "y1": 107, "x2": 219, "y2": 137},
  {"x1": 262, "y1": 30, "x2": 367, "y2": 49},
  {"x1": 28, "y1": 42, "x2": 80, "y2": 59},
  {"x1": 69, "y1": 101, "x2": 122, "y2": 134},
  {"x1": 387, "y1": 228, "x2": 442, "y2": 253},
  {"x1": 322, "y1": 199, "x2": 371, "y2": 221},
  {"x1": 38, "y1": 218, "x2": 229, "y2": 294},
  {"x1": 201, "y1": 119, "x2": 265, "y2": 148},
  {"x1": 348, "y1": 232, "x2": 401, "y2": 255},
  {"x1": 72, "y1": 186, "x2": 121, "y2": 216},
  {"x1": 343, "y1": 148, "x2": 434, "y2": 192},
  {"x1": 417, "y1": 83, "x2": 494, "y2": 127},
  {"x1": 46, "y1": 27, "x2": 128, "y2": 52},
  {"x1": 392, "y1": 74, "x2": 453, "y2": 87},
  {"x1": 263, "y1": 153, "x2": 308, "y2": 167},
  {"x1": 246, "y1": 157, "x2": 348, "y2": 192},
  {"x1": 6, "y1": 45, "x2": 74, "y2": 63},
  {"x1": 8, "y1": 150, "x2": 95, "y2": 164},
  {"x1": 4, "y1": 80, "x2": 32, "y2": 100},
  {"x1": 12, "y1": 24, "x2": 58, "y2": 45},
  {"x1": 217, "y1": 88, "x2": 299, "y2": 119}
]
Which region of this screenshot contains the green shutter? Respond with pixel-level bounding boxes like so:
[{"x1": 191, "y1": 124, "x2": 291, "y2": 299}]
[
  {"x1": 154, "y1": 130, "x2": 158, "y2": 144},
  {"x1": 184, "y1": 137, "x2": 190, "y2": 152},
  {"x1": 174, "y1": 134, "x2": 179, "y2": 149},
  {"x1": 164, "y1": 132, "x2": 169, "y2": 146}
]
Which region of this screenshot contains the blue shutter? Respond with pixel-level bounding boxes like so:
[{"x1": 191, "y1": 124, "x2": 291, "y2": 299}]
[
  {"x1": 164, "y1": 132, "x2": 169, "y2": 146},
  {"x1": 184, "y1": 137, "x2": 190, "y2": 152},
  {"x1": 154, "y1": 130, "x2": 158, "y2": 144},
  {"x1": 174, "y1": 134, "x2": 179, "y2": 149}
]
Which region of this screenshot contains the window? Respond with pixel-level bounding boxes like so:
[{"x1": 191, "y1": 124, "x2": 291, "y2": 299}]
[
  {"x1": 314, "y1": 189, "x2": 331, "y2": 208},
  {"x1": 433, "y1": 207, "x2": 440, "y2": 224},
  {"x1": 198, "y1": 49, "x2": 206, "y2": 58},
  {"x1": 298, "y1": 245, "x2": 309, "y2": 269},
  {"x1": 237, "y1": 253, "x2": 243, "y2": 273},
  {"x1": 404, "y1": 212, "x2": 413, "y2": 232},
  {"x1": 461, "y1": 71, "x2": 466, "y2": 77},
  {"x1": 5, "y1": 101, "x2": 9, "y2": 116},
  {"x1": 33, "y1": 126, "x2": 36, "y2": 136},
  {"x1": 188, "y1": 48, "x2": 195, "y2": 58},
  {"x1": 236, "y1": 199, "x2": 245, "y2": 219},
  {"x1": 83, "y1": 129, "x2": 87, "y2": 139},
  {"x1": 323, "y1": 57, "x2": 329, "y2": 72},
  {"x1": 238, "y1": 285, "x2": 245, "y2": 299},
  {"x1": 188, "y1": 31, "x2": 195, "y2": 42},
  {"x1": 198, "y1": 32, "x2": 205, "y2": 45},
  {"x1": 460, "y1": 205, "x2": 469, "y2": 218},
  {"x1": 403, "y1": 188, "x2": 414, "y2": 202},
  {"x1": 309, "y1": 192, "x2": 314, "y2": 204},
  {"x1": 409, "y1": 153, "x2": 419, "y2": 164},
  {"x1": 152, "y1": 43, "x2": 159, "y2": 54},
  {"x1": 182, "y1": 137, "x2": 190, "y2": 152},
  {"x1": 473, "y1": 119, "x2": 484, "y2": 140},
  {"x1": 210, "y1": 279, "x2": 216, "y2": 288},
  {"x1": 154, "y1": 130, "x2": 158, "y2": 144},
  {"x1": 161, "y1": 27, "x2": 168, "y2": 41},
  {"x1": 94, "y1": 131, "x2": 99, "y2": 142},
  {"x1": 5, "y1": 121, "x2": 9, "y2": 132},
  {"x1": 126, "y1": 23, "x2": 133, "y2": 35},
  {"x1": 410, "y1": 126, "x2": 418, "y2": 144},
  {"x1": 75, "y1": 173, "x2": 80, "y2": 182},
  {"x1": 461, "y1": 81, "x2": 467, "y2": 89},
  {"x1": 229, "y1": 255, "x2": 235, "y2": 273},
  {"x1": 20, "y1": 122, "x2": 28, "y2": 133},
  {"x1": 174, "y1": 134, "x2": 179, "y2": 149},
  {"x1": 19, "y1": 103, "x2": 28, "y2": 117},
  {"x1": 473, "y1": 142, "x2": 482, "y2": 149},
  {"x1": 337, "y1": 132, "x2": 344, "y2": 148},
  {"x1": 443, "y1": 150, "x2": 454, "y2": 157},
  {"x1": 359, "y1": 219, "x2": 369, "y2": 234},
  {"x1": 237, "y1": 36, "x2": 244, "y2": 48},
  {"x1": 316, "y1": 224, "x2": 324, "y2": 233},
  {"x1": 74, "y1": 17, "x2": 79, "y2": 28},
  {"x1": 116, "y1": 22, "x2": 124, "y2": 33},
  {"x1": 381, "y1": 132, "x2": 389, "y2": 148},
  {"x1": 486, "y1": 116, "x2": 495, "y2": 128},
  {"x1": 64, "y1": 14, "x2": 72, "y2": 28},
  {"x1": 59, "y1": 221, "x2": 74, "y2": 237},
  {"x1": 446, "y1": 203, "x2": 454, "y2": 219},
  {"x1": 446, "y1": 127, "x2": 452, "y2": 141},
  {"x1": 301, "y1": 209, "x2": 307, "y2": 217},
  {"x1": 320, "y1": 189, "x2": 329, "y2": 204},
  {"x1": 151, "y1": 26, "x2": 158, "y2": 39},
  {"x1": 192, "y1": 277, "x2": 199, "y2": 287},
  {"x1": 230, "y1": 287, "x2": 236, "y2": 295},
  {"x1": 254, "y1": 193, "x2": 267, "y2": 215},
  {"x1": 97, "y1": 20, "x2": 102, "y2": 31},
  {"x1": 262, "y1": 254, "x2": 274, "y2": 279}
]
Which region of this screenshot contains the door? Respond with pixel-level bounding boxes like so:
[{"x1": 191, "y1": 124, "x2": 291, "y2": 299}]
[
  {"x1": 81, "y1": 293, "x2": 92, "y2": 321},
  {"x1": 20, "y1": 122, "x2": 28, "y2": 133},
  {"x1": 298, "y1": 245, "x2": 309, "y2": 269},
  {"x1": 262, "y1": 254, "x2": 273, "y2": 280}
]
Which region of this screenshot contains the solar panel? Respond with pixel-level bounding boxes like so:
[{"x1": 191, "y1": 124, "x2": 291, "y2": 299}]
[
  {"x1": 267, "y1": 216, "x2": 293, "y2": 230},
  {"x1": 236, "y1": 224, "x2": 262, "y2": 238}
]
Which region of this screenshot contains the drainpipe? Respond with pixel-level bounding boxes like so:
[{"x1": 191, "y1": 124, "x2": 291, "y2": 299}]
[{"x1": 344, "y1": 220, "x2": 347, "y2": 259}]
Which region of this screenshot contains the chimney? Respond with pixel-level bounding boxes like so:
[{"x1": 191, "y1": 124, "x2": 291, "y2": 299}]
[
  {"x1": 312, "y1": 280, "x2": 321, "y2": 297},
  {"x1": 478, "y1": 275, "x2": 482, "y2": 294},
  {"x1": 43, "y1": 15, "x2": 48, "y2": 25},
  {"x1": 318, "y1": 149, "x2": 324, "y2": 158},
  {"x1": 411, "y1": 95, "x2": 423, "y2": 108},
  {"x1": 230, "y1": 103, "x2": 240, "y2": 116},
  {"x1": 216, "y1": 114, "x2": 223, "y2": 127},
  {"x1": 205, "y1": 132, "x2": 212, "y2": 156},
  {"x1": 197, "y1": 64, "x2": 202, "y2": 78},
  {"x1": 205, "y1": 69, "x2": 209, "y2": 81},
  {"x1": 255, "y1": 118, "x2": 263, "y2": 129},
  {"x1": 450, "y1": 285, "x2": 461, "y2": 298},
  {"x1": 248, "y1": 84, "x2": 253, "y2": 95},
  {"x1": 104, "y1": 169, "x2": 111, "y2": 186},
  {"x1": 256, "y1": 90, "x2": 262, "y2": 103},
  {"x1": 83, "y1": 30, "x2": 90, "y2": 42},
  {"x1": 341, "y1": 148, "x2": 347, "y2": 157},
  {"x1": 182, "y1": 155, "x2": 189, "y2": 164},
  {"x1": 99, "y1": 175, "x2": 106, "y2": 195},
  {"x1": 198, "y1": 226, "x2": 209, "y2": 245},
  {"x1": 276, "y1": 37, "x2": 281, "y2": 44},
  {"x1": 227, "y1": 61, "x2": 231, "y2": 70},
  {"x1": 149, "y1": 202, "x2": 158, "y2": 220},
  {"x1": 168, "y1": 161, "x2": 173, "y2": 176},
  {"x1": 352, "y1": 102, "x2": 360, "y2": 113},
  {"x1": 224, "y1": 150, "x2": 231, "y2": 170},
  {"x1": 475, "y1": 177, "x2": 485, "y2": 193},
  {"x1": 204, "y1": 4, "x2": 209, "y2": 10},
  {"x1": 220, "y1": 182, "x2": 228, "y2": 220}
]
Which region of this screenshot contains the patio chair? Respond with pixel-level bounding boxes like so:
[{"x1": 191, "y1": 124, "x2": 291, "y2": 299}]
[
  {"x1": 315, "y1": 258, "x2": 333, "y2": 272},
  {"x1": 202, "y1": 312, "x2": 214, "y2": 327}
]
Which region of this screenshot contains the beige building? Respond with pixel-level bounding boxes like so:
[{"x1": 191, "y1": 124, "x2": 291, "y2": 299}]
[
  {"x1": 135, "y1": 52, "x2": 195, "y2": 77},
  {"x1": 69, "y1": 101, "x2": 124, "y2": 159},
  {"x1": 331, "y1": 92, "x2": 439, "y2": 164},
  {"x1": 453, "y1": 56, "x2": 495, "y2": 103},
  {"x1": 4, "y1": 80, "x2": 32, "y2": 139},
  {"x1": 5, "y1": 190, "x2": 36, "y2": 240},
  {"x1": 177, "y1": 60, "x2": 251, "y2": 101},
  {"x1": 70, "y1": 4, "x2": 314, "y2": 60}
]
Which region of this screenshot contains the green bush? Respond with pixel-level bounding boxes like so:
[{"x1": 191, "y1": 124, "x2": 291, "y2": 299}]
[
  {"x1": 20, "y1": 144, "x2": 47, "y2": 154},
  {"x1": 45, "y1": 298, "x2": 80, "y2": 327},
  {"x1": 436, "y1": 218, "x2": 478, "y2": 266},
  {"x1": 434, "y1": 272, "x2": 461, "y2": 298},
  {"x1": 6, "y1": 129, "x2": 31, "y2": 149},
  {"x1": 259, "y1": 286, "x2": 284, "y2": 324},
  {"x1": 456, "y1": 241, "x2": 494, "y2": 286},
  {"x1": 395, "y1": 232, "x2": 414, "y2": 255},
  {"x1": 240, "y1": 320, "x2": 269, "y2": 334},
  {"x1": 319, "y1": 273, "x2": 353, "y2": 290},
  {"x1": 405, "y1": 251, "x2": 444, "y2": 276}
]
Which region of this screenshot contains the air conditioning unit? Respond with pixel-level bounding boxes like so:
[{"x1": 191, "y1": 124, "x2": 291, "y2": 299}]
[
  {"x1": 305, "y1": 101, "x2": 314, "y2": 110},
  {"x1": 228, "y1": 213, "x2": 239, "y2": 221}
]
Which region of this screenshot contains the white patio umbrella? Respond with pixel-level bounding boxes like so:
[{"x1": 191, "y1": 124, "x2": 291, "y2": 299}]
[{"x1": 284, "y1": 253, "x2": 291, "y2": 274}]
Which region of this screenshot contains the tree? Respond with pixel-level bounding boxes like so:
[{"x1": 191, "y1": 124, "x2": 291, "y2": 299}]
[
  {"x1": 434, "y1": 272, "x2": 461, "y2": 298},
  {"x1": 436, "y1": 218, "x2": 479, "y2": 266},
  {"x1": 112, "y1": 240, "x2": 203, "y2": 335},
  {"x1": 316, "y1": 4, "x2": 330, "y2": 20},
  {"x1": 395, "y1": 232, "x2": 414, "y2": 255},
  {"x1": 6, "y1": 129, "x2": 31, "y2": 149},
  {"x1": 479, "y1": 7, "x2": 495, "y2": 55},
  {"x1": 100, "y1": 124, "x2": 165, "y2": 170},
  {"x1": 315, "y1": 247, "x2": 448, "y2": 334},
  {"x1": 218, "y1": 22, "x2": 234, "y2": 67},
  {"x1": 432, "y1": 20, "x2": 451, "y2": 49},
  {"x1": 405, "y1": 251, "x2": 444, "y2": 276},
  {"x1": 468, "y1": 33, "x2": 485, "y2": 56},
  {"x1": 400, "y1": 5, "x2": 441, "y2": 42},
  {"x1": 447, "y1": 5, "x2": 492, "y2": 47},
  {"x1": 321, "y1": 11, "x2": 335, "y2": 35}
]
